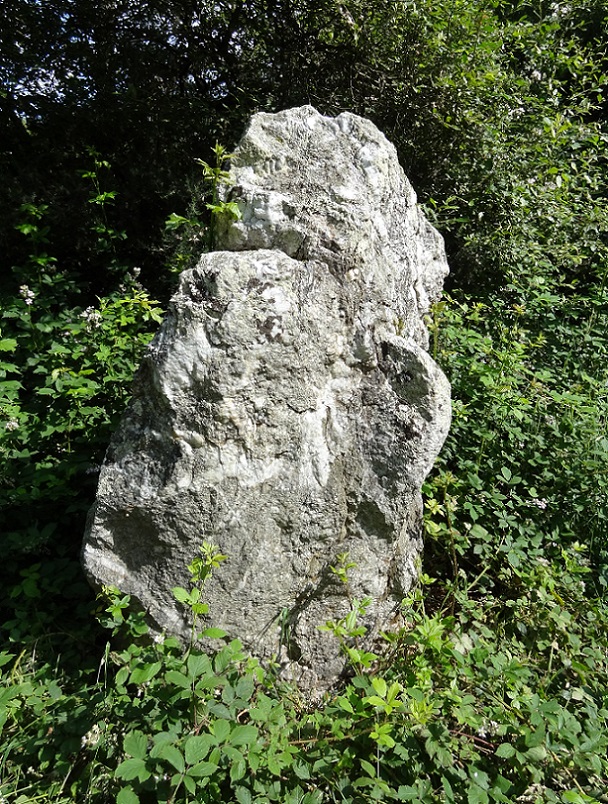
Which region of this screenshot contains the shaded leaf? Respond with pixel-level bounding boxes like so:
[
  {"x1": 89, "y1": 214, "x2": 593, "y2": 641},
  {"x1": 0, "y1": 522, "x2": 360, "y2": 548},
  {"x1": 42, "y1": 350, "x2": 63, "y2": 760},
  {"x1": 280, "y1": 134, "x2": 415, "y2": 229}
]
[
  {"x1": 229, "y1": 724, "x2": 258, "y2": 747},
  {"x1": 117, "y1": 787, "x2": 140, "y2": 804},
  {"x1": 185, "y1": 734, "x2": 216, "y2": 765},
  {"x1": 115, "y1": 758, "x2": 150, "y2": 783},
  {"x1": 123, "y1": 730, "x2": 148, "y2": 760}
]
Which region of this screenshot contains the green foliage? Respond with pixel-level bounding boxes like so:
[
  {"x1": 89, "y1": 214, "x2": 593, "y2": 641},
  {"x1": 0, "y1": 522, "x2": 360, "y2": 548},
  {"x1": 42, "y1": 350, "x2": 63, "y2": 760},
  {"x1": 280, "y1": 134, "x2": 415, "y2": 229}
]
[
  {"x1": 2, "y1": 542, "x2": 606, "y2": 803},
  {"x1": 425, "y1": 287, "x2": 608, "y2": 591},
  {"x1": 0, "y1": 188, "x2": 163, "y2": 564},
  {"x1": 0, "y1": 159, "x2": 164, "y2": 687},
  {"x1": 172, "y1": 541, "x2": 228, "y2": 644},
  {"x1": 165, "y1": 143, "x2": 242, "y2": 271},
  {"x1": 197, "y1": 143, "x2": 243, "y2": 236}
]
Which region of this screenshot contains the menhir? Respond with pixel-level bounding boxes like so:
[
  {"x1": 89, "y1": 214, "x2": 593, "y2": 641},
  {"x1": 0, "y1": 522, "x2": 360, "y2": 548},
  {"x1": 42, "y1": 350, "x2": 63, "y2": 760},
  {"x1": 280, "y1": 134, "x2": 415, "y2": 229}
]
[{"x1": 82, "y1": 106, "x2": 451, "y2": 691}]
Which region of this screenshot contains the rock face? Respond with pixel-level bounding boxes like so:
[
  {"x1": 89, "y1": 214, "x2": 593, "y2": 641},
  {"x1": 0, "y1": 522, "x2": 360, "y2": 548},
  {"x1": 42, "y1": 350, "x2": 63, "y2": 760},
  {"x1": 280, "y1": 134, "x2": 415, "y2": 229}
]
[{"x1": 82, "y1": 106, "x2": 451, "y2": 689}]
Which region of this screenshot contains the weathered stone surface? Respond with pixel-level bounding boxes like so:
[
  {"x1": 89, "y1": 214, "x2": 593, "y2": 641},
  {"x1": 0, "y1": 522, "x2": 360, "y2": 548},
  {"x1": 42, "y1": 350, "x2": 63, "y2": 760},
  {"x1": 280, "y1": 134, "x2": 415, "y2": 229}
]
[{"x1": 82, "y1": 106, "x2": 451, "y2": 690}]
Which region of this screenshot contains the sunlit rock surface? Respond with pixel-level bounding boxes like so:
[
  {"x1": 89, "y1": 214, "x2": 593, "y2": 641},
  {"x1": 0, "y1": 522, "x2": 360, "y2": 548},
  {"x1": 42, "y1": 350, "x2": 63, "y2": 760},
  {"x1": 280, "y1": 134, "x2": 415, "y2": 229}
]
[{"x1": 82, "y1": 106, "x2": 451, "y2": 690}]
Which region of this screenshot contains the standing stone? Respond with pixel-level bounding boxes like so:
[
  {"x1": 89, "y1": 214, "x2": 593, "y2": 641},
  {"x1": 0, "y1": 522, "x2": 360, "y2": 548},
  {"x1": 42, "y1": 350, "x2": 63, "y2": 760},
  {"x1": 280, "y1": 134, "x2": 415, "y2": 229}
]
[{"x1": 82, "y1": 106, "x2": 451, "y2": 690}]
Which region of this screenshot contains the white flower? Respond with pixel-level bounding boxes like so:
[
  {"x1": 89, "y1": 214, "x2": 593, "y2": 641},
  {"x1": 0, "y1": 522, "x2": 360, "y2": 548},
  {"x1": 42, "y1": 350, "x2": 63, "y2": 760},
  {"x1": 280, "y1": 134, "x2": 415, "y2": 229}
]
[
  {"x1": 478, "y1": 720, "x2": 500, "y2": 739},
  {"x1": 81, "y1": 723, "x2": 102, "y2": 748},
  {"x1": 5, "y1": 419, "x2": 19, "y2": 431},
  {"x1": 530, "y1": 69, "x2": 543, "y2": 82},
  {"x1": 550, "y1": 1, "x2": 570, "y2": 17},
  {"x1": 19, "y1": 285, "x2": 35, "y2": 305},
  {"x1": 532, "y1": 498, "x2": 548, "y2": 510},
  {"x1": 80, "y1": 306, "x2": 103, "y2": 329}
]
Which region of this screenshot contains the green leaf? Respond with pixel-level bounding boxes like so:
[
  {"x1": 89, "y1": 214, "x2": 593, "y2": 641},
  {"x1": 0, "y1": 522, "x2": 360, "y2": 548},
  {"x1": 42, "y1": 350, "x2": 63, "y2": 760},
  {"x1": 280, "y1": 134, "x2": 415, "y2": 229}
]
[
  {"x1": 0, "y1": 339, "x2": 17, "y2": 352},
  {"x1": 386, "y1": 682, "x2": 402, "y2": 703},
  {"x1": 267, "y1": 754, "x2": 283, "y2": 776},
  {"x1": 469, "y1": 524, "x2": 490, "y2": 540},
  {"x1": 200, "y1": 626, "x2": 227, "y2": 639},
  {"x1": 129, "y1": 660, "x2": 162, "y2": 685},
  {"x1": 124, "y1": 730, "x2": 148, "y2": 760},
  {"x1": 115, "y1": 758, "x2": 150, "y2": 783},
  {"x1": 183, "y1": 773, "x2": 196, "y2": 795},
  {"x1": 507, "y1": 551, "x2": 520, "y2": 568},
  {"x1": 235, "y1": 674, "x2": 255, "y2": 701},
  {"x1": 185, "y1": 734, "x2": 216, "y2": 764},
  {"x1": 164, "y1": 670, "x2": 191, "y2": 688},
  {"x1": 172, "y1": 586, "x2": 192, "y2": 604},
  {"x1": 194, "y1": 673, "x2": 223, "y2": 691},
  {"x1": 208, "y1": 701, "x2": 233, "y2": 719},
  {"x1": 495, "y1": 743, "x2": 516, "y2": 758},
  {"x1": 150, "y1": 743, "x2": 185, "y2": 773},
  {"x1": 229, "y1": 724, "x2": 259, "y2": 747},
  {"x1": 1, "y1": 379, "x2": 23, "y2": 392},
  {"x1": 442, "y1": 776, "x2": 456, "y2": 803},
  {"x1": 468, "y1": 783, "x2": 489, "y2": 804},
  {"x1": 213, "y1": 719, "x2": 231, "y2": 742},
  {"x1": 165, "y1": 212, "x2": 193, "y2": 230},
  {"x1": 371, "y1": 676, "x2": 387, "y2": 698},
  {"x1": 360, "y1": 759, "x2": 376, "y2": 778},
  {"x1": 187, "y1": 652, "x2": 210, "y2": 679},
  {"x1": 336, "y1": 695, "x2": 354, "y2": 713},
  {"x1": 235, "y1": 786, "x2": 253, "y2": 804},
  {"x1": 364, "y1": 695, "x2": 386, "y2": 708},
  {"x1": 293, "y1": 761, "x2": 311, "y2": 780},
  {"x1": 525, "y1": 744, "x2": 547, "y2": 762},
  {"x1": 188, "y1": 760, "x2": 219, "y2": 778},
  {"x1": 562, "y1": 792, "x2": 598, "y2": 803},
  {"x1": 117, "y1": 787, "x2": 140, "y2": 804},
  {"x1": 353, "y1": 776, "x2": 379, "y2": 790},
  {"x1": 397, "y1": 786, "x2": 422, "y2": 801},
  {"x1": 230, "y1": 756, "x2": 247, "y2": 782}
]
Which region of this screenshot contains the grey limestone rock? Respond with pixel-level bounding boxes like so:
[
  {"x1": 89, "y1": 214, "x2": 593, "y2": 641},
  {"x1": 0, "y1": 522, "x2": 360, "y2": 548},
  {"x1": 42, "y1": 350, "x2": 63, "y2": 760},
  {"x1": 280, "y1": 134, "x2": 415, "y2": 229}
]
[{"x1": 82, "y1": 106, "x2": 451, "y2": 690}]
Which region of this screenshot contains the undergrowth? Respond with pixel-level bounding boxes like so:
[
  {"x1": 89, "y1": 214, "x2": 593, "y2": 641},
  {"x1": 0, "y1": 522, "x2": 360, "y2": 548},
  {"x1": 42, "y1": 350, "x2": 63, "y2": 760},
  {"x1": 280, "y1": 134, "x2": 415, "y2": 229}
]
[{"x1": 1, "y1": 524, "x2": 606, "y2": 803}]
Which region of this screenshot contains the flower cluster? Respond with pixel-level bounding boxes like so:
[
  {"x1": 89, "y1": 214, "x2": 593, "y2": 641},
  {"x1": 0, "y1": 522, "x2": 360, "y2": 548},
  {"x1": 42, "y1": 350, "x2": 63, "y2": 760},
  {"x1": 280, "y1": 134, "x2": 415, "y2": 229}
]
[
  {"x1": 80, "y1": 723, "x2": 102, "y2": 749},
  {"x1": 79, "y1": 306, "x2": 103, "y2": 329},
  {"x1": 550, "y1": 1, "x2": 571, "y2": 18},
  {"x1": 19, "y1": 285, "x2": 35, "y2": 305}
]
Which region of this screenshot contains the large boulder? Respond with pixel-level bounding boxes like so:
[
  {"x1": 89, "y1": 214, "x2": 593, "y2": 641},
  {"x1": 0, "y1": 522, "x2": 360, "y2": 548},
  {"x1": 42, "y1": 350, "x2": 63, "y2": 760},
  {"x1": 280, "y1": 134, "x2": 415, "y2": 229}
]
[{"x1": 82, "y1": 106, "x2": 451, "y2": 690}]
